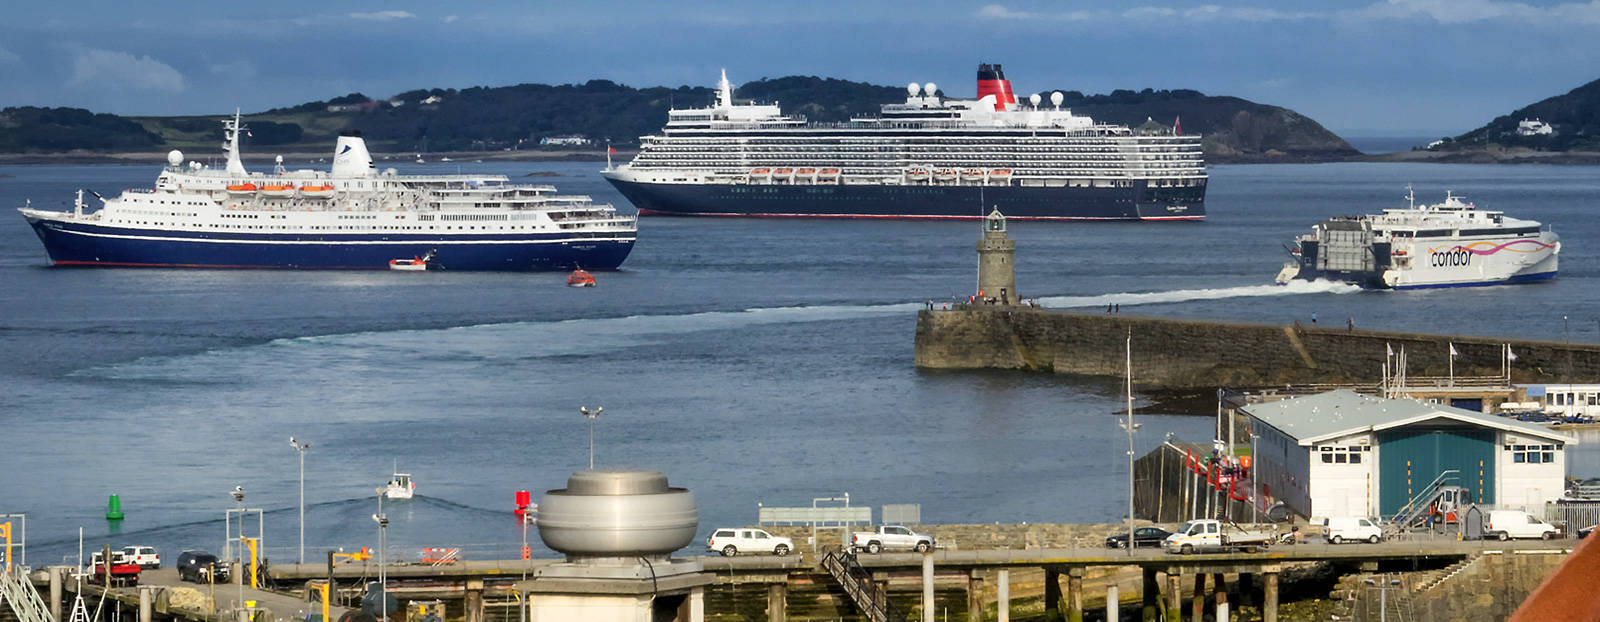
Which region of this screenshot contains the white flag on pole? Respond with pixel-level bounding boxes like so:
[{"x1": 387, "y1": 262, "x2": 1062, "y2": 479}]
[
  {"x1": 1449, "y1": 343, "x2": 1459, "y2": 357},
  {"x1": 1386, "y1": 343, "x2": 1394, "y2": 357},
  {"x1": 1507, "y1": 346, "x2": 1518, "y2": 361}
]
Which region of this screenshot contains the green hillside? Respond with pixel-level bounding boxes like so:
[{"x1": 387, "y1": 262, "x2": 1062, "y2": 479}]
[
  {"x1": 2, "y1": 77, "x2": 1356, "y2": 160},
  {"x1": 1438, "y1": 76, "x2": 1600, "y2": 151}
]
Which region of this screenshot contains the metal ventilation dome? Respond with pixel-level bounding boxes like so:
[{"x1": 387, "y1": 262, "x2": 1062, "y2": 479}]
[{"x1": 535, "y1": 469, "x2": 699, "y2": 558}]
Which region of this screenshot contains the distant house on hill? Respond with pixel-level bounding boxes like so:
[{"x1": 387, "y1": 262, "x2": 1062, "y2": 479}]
[
  {"x1": 540, "y1": 135, "x2": 592, "y2": 146},
  {"x1": 1517, "y1": 118, "x2": 1555, "y2": 136}
]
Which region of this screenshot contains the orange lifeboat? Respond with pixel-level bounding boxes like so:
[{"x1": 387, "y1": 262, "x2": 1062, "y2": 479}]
[
  {"x1": 905, "y1": 168, "x2": 931, "y2": 181},
  {"x1": 225, "y1": 182, "x2": 258, "y2": 195},
  {"x1": 933, "y1": 169, "x2": 957, "y2": 181},
  {"x1": 300, "y1": 184, "x2": 336, "y2": 199},
  {"x1": 260, "y1": 184, "x2": 295, "y2": 198},
  {"x1": 961, "y1": 169, "x2": 985, "y2": 180},
  {"x1": 567, "y1": 269, "x2": 596, "y2": 287}
]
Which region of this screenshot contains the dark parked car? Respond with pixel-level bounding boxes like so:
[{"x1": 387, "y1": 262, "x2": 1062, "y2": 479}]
[
  {"x1": 1105, "y1": 527, "x2": 1173, "y2": 549},
  {"x1": 176, "y1": 550, "x2": 229, "y2": 583},
  {"x1": 1579, "y1": 524, "x2": 1595, "y2": 539}
]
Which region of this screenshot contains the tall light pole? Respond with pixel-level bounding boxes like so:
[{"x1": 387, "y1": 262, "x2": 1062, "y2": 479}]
[
  {"x1": 1123, "y1": 331, "x2": 1140, "y2": 557},
  {"x1": 372, "y1": 489, "x2": 388, "y2": 622},
  {"x1": 580, "y1": 406, "x2": 603, "y2": 470},
  {"x1": 289, "y1": 437, "x2": 310, "y2": 566},
  {"x1": 229, "y1": 487, "x2": 244, "y2": 622},
  {"x1": 1250, "y1": 432, "x2": 1261, "y2": 524}
]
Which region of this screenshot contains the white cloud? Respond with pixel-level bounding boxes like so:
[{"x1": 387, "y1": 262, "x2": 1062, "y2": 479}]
[
  {"x1": 442, "y1": 15, "x2": 460, "y2": 24},
  {"x1": 69, "y1": 49, "x2": 184, "y2": 92},
  {"x1": 0, "y1": 46, "x2": 20, "y2": 65},
  {"x1": 349, "y1": 10, "x2": 416, "y2": 22},
  {"x1": 976, "y1": 4, "x2": 1099, "y2": 21},
  {"x1": 1347, "y1": 0, "x2": 1600, "y2": 24}
]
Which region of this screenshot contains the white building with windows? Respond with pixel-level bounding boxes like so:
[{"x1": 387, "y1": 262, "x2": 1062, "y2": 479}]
[
  {"x1": 1525, "y1": 384, "x2": 1600, "y2": 418},
  {"x1": 1243, "y1": 390, "x2": 1574, "y2": 521},
  {"x1": 1517, "y1": 118, "x2": 1555, "y2": 136}
]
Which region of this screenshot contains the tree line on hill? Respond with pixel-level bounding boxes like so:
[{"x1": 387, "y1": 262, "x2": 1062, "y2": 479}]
[{"x1": 0, "y1": 76, "x2": 1359, "y2": 158}]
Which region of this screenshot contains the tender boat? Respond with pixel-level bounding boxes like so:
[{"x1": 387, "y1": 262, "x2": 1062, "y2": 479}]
[
  {"x1": 1277, "y1": 187, "x2": 1560, "y2": 289},
  {"x1": 389, "y1": 249, "x2": 437, "y2": 271},
  {"x1": 259, "y1": 184, "x2": 295, "y2": 198},
  {"x1": 567, "y1": 268, "x2": 596, "y2": 287},
  {"x1": 384, "y1": 472, "x2": 415, "y2": 499}
]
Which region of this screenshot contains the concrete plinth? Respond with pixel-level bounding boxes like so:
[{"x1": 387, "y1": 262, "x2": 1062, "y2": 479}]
[
  {"x1": 997, "y1": 570, "x2": 1010, "y2": 622},
  {"x1": 1106, "y1": 585, "x2": 1119, "y2": 622},
  {"x1": 767, "y1": 583, "x2": 786, "y2": 622},
  {"x1": 967, "y1": 571, "x2": 983, "y2": 622},
  {"x1": 922, "y1": 553, "x2": 934, "y2": 622},
  {"x1": 1263, "y1": 572, "x2": 1279, "y2": 622},
  {"x1": 50, "y1": 566, "x2": 63, "y2": 622},
  {"x1": 1165, "y1": 572, "x2": 1181, "y2": 622},
  {"x1": 1067, "y1": 567, "x2": 1084, "y2": 622},
  {"x1": 465, "y1": 579, "x2": 485, "y2": 622}
]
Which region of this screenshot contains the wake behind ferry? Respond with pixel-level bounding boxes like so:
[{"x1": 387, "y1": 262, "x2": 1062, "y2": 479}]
[
  {"x1": 603, "y1": 63, "x2": 1206, "y2": 220},
  {"x1": 18, "y1": 113, "x2": 636, "y2": 270},
  {"x1": 1276, "y1": 189, "x2": 1559, "y2": 289}
]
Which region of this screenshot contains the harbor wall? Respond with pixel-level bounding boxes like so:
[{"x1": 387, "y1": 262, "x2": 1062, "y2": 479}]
[{"x1": 914, "y1": 308, "x2": 1600, "y2": 389}]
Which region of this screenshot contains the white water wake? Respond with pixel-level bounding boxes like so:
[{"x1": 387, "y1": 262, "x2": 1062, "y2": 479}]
[
  {"x1": 1038, "y1": 279, "x2": 1363, "y2": 309},
  {"x1": 80, "y1": 281, "x2": 1355, "y2": 379}
]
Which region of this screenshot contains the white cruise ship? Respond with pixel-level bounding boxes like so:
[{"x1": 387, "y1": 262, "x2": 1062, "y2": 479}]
[
  {"x1": 19, "y1": 113, "x2": 636, "y2": 270},
  {"x1": 1277, "y1": 189, "x2": 1559, "y2": 289},
  {"x1": 602, "y1": 64, "x2": 1207, "y2": 220}
]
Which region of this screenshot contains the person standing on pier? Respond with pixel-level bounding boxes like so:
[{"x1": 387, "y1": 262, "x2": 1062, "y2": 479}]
[{"x1": 1311, "y1": 312, "x2": 1318, "y2": 325}]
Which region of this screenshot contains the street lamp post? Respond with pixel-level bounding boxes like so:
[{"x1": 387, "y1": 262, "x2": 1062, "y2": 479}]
[
  {"x1": 1250, "y1": 432, "x2": 1261, "y2": 524},
  {"x1": 1123, "y1": 333, "x2": 1140, "y2": 557},
  {"x1": 580, "y1": 406, "x2": 603, "y2": 470},
  {"x1": 289, "y1": 437, "x2": 310, "y2": 566},
  {"x1": 373, "y1": 490, "x2": 388, "y2": 622}
]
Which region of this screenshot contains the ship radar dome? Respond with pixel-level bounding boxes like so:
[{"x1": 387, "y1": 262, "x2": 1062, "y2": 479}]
[
  {"x1": 275, "y1": 155, "x2": 283, "y2": 164},
  {"x1": 1050, "y1": 91, "x2": 1064, "y2": 108},
  {"x1": 923, "y1": 83, "x2": 937, "y2": 97},
  {"x1": 907, "y1": 82, "x2": 921, "y2": 97},
  {"x1": 167, "y1": 150, "x2": 183, "y2": 166},
  {"x1": 1029, "y1": 93, "x2": 1041, "y2": 107}
]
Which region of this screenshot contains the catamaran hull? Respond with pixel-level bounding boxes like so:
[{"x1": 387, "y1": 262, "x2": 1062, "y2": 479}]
[{"x1": 24, "y1": 215, "x2": 634, "y2": 271}]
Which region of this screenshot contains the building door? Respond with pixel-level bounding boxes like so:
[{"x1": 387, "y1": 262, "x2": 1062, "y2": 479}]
[{"x1": 1377, "y1": 427, "x2": 1496, "y2": 517}]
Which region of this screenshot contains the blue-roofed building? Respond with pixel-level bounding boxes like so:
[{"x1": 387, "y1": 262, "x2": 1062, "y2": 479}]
[{"x1": 1241, "y1": 390, "x2": 1576, "y2": 521}]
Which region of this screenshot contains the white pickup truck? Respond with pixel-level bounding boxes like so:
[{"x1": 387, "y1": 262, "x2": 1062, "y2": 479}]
[
  {"x1": 1163, "y1": 519, "x2": 1274, "y2": 554},
  {"x1": 850, "y1": 525, "x2": 935, "y2": 554}
]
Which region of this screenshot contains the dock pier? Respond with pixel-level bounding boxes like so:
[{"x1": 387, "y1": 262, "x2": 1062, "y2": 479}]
[{"x1": 22, "y1": 536, "x2": 1572, "y2": 622}]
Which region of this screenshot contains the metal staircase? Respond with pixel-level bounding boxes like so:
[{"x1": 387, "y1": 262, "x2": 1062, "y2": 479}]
[
  {"x1": 821, "y1": 551, "x2": 902, "y2": 622},
  {"x1": 0, "y1": 568, "x2": 54, "y2": 622},
  {"x1": 1385, "y1": 470, "x2": 1458, "y2": 536}
]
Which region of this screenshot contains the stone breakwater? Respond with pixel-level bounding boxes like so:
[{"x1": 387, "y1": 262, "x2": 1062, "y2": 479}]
[{"x1": 914, "y1": 308, "x2": 1600, "y2": 389}]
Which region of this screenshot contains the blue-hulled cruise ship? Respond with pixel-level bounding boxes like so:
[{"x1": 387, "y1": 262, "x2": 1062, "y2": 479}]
[{"x1": 19, "y1": 113, "x2": 636, "y2": 270}]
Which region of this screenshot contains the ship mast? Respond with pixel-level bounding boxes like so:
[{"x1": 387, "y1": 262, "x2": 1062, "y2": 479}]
[{"x1": 223, "y1": 108, "x2": 247, "y2": 176}]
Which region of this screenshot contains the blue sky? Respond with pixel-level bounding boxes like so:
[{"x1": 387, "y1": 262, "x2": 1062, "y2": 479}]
[{"x1": 1, "y1": 0, "x2": 1596, "y2": 136}]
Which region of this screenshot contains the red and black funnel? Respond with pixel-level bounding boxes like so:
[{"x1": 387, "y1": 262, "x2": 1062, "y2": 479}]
[{"x1": 976, "y1": 63, "x2": 1017, "y2": 111}]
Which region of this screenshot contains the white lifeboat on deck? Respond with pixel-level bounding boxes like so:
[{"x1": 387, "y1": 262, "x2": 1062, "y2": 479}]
[
  {"x1": 299, "y1": 184, "x2": 335, "y2": 199},
  {"x1": 225, "y1": 182, "x2": 258, "y2": 195}
]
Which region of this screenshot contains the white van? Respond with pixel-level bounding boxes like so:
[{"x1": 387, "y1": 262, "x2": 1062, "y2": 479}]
[
  {"x1": 1486, "y1": 510, "x2": 1558, "y2": 540},
  {"x1": 1323, "y1": 517, "x2": 1383, "y2": 544}
]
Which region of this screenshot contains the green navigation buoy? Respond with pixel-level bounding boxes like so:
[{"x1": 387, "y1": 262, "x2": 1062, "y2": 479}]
[{"x1": 106, "y1": 494, "x2": 125, "y2": 520}]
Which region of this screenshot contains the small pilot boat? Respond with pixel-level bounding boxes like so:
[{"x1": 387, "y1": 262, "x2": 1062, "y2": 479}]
[
  {"x1": 567, "y1": 268, "x2": 596, "y2": 287},
  {"x1": 388, "y1": 249, "x2": 437, "y2": 271}
]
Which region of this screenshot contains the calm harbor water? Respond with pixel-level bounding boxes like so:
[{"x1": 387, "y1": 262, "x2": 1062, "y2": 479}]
[{"x1": 2, "y1": 159, "x2": 1598, "y2": 564}]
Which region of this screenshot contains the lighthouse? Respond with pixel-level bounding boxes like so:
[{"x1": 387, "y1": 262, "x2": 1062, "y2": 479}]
[{"x1": 977, "y1": 208, "x2": 1016, "y2": 304}]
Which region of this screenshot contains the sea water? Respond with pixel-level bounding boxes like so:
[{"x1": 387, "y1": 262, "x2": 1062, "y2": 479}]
[{"x1": 2, "y1": 160, "x2": 1598, "y2": 563}]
